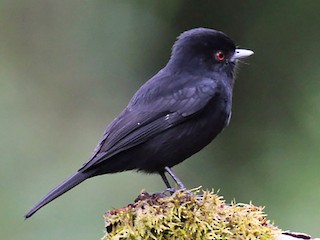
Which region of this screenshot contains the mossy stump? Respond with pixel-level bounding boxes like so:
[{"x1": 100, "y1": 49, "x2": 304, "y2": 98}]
[{"x1": 103, "y1": 188, "x2": 281, "y2": 239}]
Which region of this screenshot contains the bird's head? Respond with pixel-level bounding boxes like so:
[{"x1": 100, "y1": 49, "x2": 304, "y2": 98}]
[{"x1": 168, "y1": 28, "x2": 253, "y2": 76}]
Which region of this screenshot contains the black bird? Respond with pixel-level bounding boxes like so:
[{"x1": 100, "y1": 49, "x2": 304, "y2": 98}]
[{"x1": 25, "y1": 28, "x2": 253, "y2": 219}]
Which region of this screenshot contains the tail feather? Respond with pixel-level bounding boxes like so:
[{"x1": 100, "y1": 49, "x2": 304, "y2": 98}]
[{"x1": 25, "y1": 172, "x2": 88, "y2": 219}]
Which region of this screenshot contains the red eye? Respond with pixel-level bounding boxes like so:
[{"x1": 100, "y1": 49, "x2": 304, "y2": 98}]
[{"x1": 215, "y1": 51, "x2": 225, "y2": 61}]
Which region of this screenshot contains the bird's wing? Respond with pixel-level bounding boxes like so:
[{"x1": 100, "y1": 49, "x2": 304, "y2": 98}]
[{"x1": 79, "y1": 78, "x2": 219, "y2": 171}]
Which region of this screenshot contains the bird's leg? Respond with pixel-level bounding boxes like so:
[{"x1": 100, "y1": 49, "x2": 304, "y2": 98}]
[
  {"x1": 165, "y1": 166, "x2": 186, "y2": 190},
  {"x1": 159, "y1": 170, "x2": 176, "y2": 195},
  {"x1": 159, "y1": 171, "x2": 172, "y2": 189}
]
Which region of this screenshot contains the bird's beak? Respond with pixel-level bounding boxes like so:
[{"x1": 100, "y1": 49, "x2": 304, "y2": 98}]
[{"x1": 231, "y1": 49, "x2": 254, "y2": 61}]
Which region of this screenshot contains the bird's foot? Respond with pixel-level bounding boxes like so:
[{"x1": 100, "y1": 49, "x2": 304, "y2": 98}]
[{"x1": 162, "y1": 188, "x2": 177, "y2": 196}]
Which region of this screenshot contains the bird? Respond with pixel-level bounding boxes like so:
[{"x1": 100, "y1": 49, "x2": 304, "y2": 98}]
[{"x1": 25, "y1": 27, "x2": 253, "y2": 219}]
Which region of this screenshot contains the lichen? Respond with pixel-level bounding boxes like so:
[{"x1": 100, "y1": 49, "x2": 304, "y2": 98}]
[{"x1": 103, "y1": 188, "x2": 280, "y2": 240}]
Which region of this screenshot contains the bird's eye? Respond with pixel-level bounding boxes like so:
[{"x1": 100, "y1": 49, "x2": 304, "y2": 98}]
[{"x1": 215, "y1": 51, "x2": 225, "y2": 61}]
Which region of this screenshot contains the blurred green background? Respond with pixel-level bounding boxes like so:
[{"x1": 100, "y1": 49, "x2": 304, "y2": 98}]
[{"x1": 1, "y1": 1, "x2": 320, "y2": 239}]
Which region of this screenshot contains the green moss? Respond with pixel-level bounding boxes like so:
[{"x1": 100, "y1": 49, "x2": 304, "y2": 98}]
[{"x1": 103, "y1": 188, "x2": 280, "y2": 240}]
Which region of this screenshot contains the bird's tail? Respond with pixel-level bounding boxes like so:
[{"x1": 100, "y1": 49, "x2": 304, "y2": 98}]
[{"x1": 24, "y1": 171, "x2": 88, "y2": 219}]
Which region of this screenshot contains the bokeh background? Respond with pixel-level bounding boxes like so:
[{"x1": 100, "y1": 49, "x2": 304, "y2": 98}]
[{"x1": 1, "y1": 1, "x2": 320, "y2": 239}]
